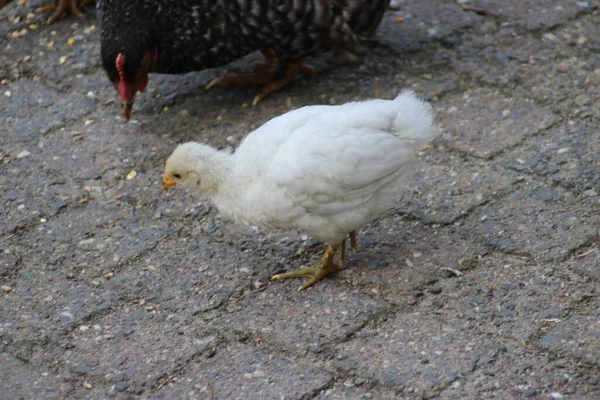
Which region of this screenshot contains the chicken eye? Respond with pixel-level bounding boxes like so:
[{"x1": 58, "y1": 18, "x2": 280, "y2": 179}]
[{"x1": 172, "y1": 173, "x2": 182, "y2": 179}]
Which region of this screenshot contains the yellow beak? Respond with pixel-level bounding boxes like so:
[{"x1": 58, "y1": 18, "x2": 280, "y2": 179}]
[{"x1": 162, "y1": 173, "x2": 177, "y2": 190}]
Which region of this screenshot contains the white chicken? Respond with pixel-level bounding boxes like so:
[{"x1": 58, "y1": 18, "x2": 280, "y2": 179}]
[{"x1": 162, "y1": 91, "x2": 439, "y2": 290}]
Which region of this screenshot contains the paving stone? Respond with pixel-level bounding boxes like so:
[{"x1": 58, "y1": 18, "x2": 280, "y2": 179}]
[
  {"x1": 0, "y1": 79, "x2": 94, "y2": 145},
  {"x1": 56, "y1": 309, "x2": 220, "y2": 396},
  {"x1": 339, "y1": 219, "x2": 484, "y2": 306},
  {"x1": 383, "y1": 0, "x2": 477, "y2": 40},
  {"x1": 569, "y1": 246, "x2": 600, "y2": 282},
  {"x1": 500, "y1": 122, "x2": 600, "y2": 194},
  {"x1": 0, "y1": 266, "x2": 121, "y2": 362},
  {"x1": 0, "y1": 353, "x2": 69, "y2": 400},
  {"x1": 428, "y1": 254, "x2": 593, "y2": 343},
  {"x1": 224, "y1": 286, "x2": 388, "y2": 353},
  {"x1": 448, "y1": 30, "x2": 567, "y2": 88},
  {"x1": 334, "y1": 312, "x2": 500, "y2": 398},
  {"x1": 116, "y1": 238, "x2": 244, "y2": 316},
  {"x1": 439, "y1": 348, "x2": 600, "y2": 399},
  {"x1": 536, "y1": 300, "x2": 600, "y2": 368},
  {"x1": 401, "y1": 147, "x2": 521, "y2": 224},
  {"x1": 435, "y1": 88, "x2": 559, "y2": 159},
  {"x1": 154, "y1": 343, "x2": 333, "y2": 400},
  {"x1": 466, "y1": 0, "x2": 596, "y2": 31},
  {"x1": 315, "y1": 383, "x2": 401, "y2": 400},
  {"x1": 463, "y1": 180, "x2": 599, "y2": 260}
]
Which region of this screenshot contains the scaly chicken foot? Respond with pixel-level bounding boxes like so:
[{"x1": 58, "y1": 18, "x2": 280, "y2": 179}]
[
  {"x1": 39, "y1": 0, "x2": 93, "y2": 24},
  {"x1": 205, "y1": 48, "x2": 315, "y2": 106},
  {"x1": 205, "y1": 48, "x2": 277, "y2": 91},
  {"x1": 251, "y1": 61, "x2": 315, "y2": 106},
  {"x1": 272, "y1": 243, "x2": 341, "y2": 291}
]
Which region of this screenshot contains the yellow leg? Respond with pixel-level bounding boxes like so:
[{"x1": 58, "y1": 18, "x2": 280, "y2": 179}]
[
  {"x1": 272, "y1": 243, "x2": 341, "y2": 291},
  {"x1": 339, "y1": 240, "x2": 346, "y2": 267}
]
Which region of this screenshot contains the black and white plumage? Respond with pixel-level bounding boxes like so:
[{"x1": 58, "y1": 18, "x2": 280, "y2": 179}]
[{"x1": 97, "y1": 0, "x2": 391, "y2": 118}]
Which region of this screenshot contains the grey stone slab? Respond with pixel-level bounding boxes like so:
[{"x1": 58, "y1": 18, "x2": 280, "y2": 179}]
[
  {"x1": 462, "y1": 181, "x2": 599, "y2": 260},
  {"x1": 55, "y1": 310, "x2": 220, "y2": 397},
  {"x1": 336, "y1": 219, "x2": 484, "y2": 306},
  {"x1": 401, "y1": 147, "x2": 521, "y2": 224},
  {"x1": 435, "y1": 88, "x2": 559, "y2": 159},
  {"x1": 500, "y1": 123, "x2": 600, "y2": 195},
  {"x1": 115, "y1": 237, "x2": 244, "y2": 316},
  {"x1": 154, "y1": 343, "x2": 333, "y2": 400},
  {"x1": 224, "y1": 286, "x2": 388, "y2": 353},
  {"x1": 466, "y1": 0, "x2": 595, "y2": 31},
  {"x1": 426, "y1": 254, "x2": 590, "y2": 343},
  {"x1": 315, "y1": 384, "x2": 401, "y2": 400},
  {"x1": 569, "y1": 246, "x2": 600, "y2": 282},
  {"x1": 438, "y1": 348, "x2": 600, "y2": 399},
  {"x1": 0, "y1": 353, "x2": 69, "y2": 400},
  {"x1": 334, "y1": 312, "x2": 500, "y2": 398},
  {"x1": 537, "y1": 302, "x2": 600, "y2": 368},
  {"x1": 0, "y1": 79, "x2": 94, "y2": 144}
]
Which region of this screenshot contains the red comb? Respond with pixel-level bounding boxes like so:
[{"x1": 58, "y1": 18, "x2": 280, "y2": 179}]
[{"x1": 116, "y1": 53, "x2": 125, "y2": 82}]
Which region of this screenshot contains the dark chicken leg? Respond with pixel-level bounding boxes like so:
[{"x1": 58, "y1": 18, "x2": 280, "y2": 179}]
[
  {"x1": 205, "y1": 48, "x2": 315, "y2": 106},
  {"x1": 38, "y1": 0, "x2": 93, "y2": 24}
]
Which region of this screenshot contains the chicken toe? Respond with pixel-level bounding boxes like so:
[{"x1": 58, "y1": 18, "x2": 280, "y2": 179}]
[
  {"x1": 251, "y1": 61, "x2": 315, "y2": 106},
  {"x1": 205, "y1": 48, "x2": 277, "y2": 91},
  {"x1": 272, "y1": 244, "x2": 340, "y2": 291},
  {"x1": 40, "y1": 0, "x2": 91, "y2": 24}
]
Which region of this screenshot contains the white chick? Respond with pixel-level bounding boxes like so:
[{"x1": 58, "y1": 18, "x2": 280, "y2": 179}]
[{"x1": 162, "y1": 90, "x2": 439, "y2": 290}]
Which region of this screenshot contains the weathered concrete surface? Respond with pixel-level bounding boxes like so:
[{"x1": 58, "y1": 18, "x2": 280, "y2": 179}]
[{"x1": 1, "y1": 0, "x2": 599, "y2": 398}]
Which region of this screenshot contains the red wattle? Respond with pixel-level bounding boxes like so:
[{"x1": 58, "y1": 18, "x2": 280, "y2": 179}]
[{"x1": 118, "y1": 80, "x2": 132, "y2": 102}]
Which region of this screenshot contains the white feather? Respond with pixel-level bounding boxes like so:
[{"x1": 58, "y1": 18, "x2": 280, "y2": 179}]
[{"x1": 165, "y1": 90, "x2": 439, "y2": 244}]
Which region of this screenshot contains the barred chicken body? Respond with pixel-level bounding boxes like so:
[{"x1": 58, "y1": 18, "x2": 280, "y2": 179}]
[
  {"x1": 97, "y1": 0, "x2": 391, "y2": 118},
  {"x1": 162, "y1": 91, "x2": 439, "y2": 291}
]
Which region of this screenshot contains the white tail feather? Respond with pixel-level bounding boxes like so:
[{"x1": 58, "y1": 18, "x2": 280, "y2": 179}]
[{"x1": 392, "y1": 90, "x2": 440, "y2": 149}]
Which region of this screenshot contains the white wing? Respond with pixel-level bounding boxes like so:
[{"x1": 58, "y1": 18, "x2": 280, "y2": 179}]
[{"x1": 264, "y1": 91, "x2": 438, "y2": 215}]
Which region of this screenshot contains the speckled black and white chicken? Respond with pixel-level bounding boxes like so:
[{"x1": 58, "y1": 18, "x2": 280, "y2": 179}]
[
  {"x1": 162, "y1": 91, "x2": 439, "y2": 291},
  {"x1": 97, "y1": 0, "x2": 391, "y2": 119}
]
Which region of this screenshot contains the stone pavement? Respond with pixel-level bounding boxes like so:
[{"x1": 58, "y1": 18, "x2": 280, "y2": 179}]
[{"x1": 1, "y1": 1, "x2": 599, "y2": 399}]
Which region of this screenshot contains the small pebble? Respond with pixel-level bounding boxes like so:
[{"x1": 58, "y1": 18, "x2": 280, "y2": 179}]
[
  {"x1": 2, "y1": 286, "x2": 12, "y2": 293},
  {"x1": 16, "y1": 150, "x2": 31, "y2": 159},
  {"x1": 556, "y1": 62, "x2": 571, "y2": 73},
  {"x1": 83, "y1": 382, "x2": 92, "y2": 389},
  {"x1": 126, "y1": 170, "x2": 137, "y2": 180}
]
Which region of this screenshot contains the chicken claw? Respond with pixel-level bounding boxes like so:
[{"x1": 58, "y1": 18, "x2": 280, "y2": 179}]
[
  {"x1": 272, "y1": 243, "x2": 341, "y2": 291},
  {"x1": 39, "y1": 0, "x2": 93, "y2": 24},
  {"x1": 205, "y1": 48, "x2": 315, "y2": 106}
]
